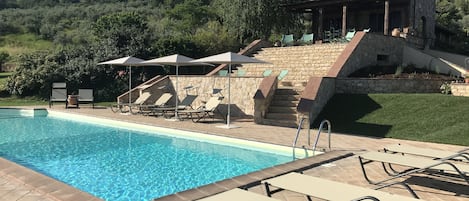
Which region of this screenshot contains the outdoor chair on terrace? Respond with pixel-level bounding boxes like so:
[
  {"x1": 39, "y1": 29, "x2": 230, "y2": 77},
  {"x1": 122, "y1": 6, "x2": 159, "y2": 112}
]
[
  {"x1": 278, "y1": 69, "x2": 288, "y2": 81},
  {"x1": 281, "y1": 34, "x2": 294, "y2": 46},
  {"x1": 262, "y1": 69, "x2": 272, "y2": 77},
  {"x1": 218, "y1": 70, "x2": 228, "y2": 76},
  {"x1": 178, "y1": 96, "x2": 223, "y2": 122},
  {"x1": 197, "y1": 188, "x2": 280, "y2": 201},
  {"x1": 111, "y1": 92, "x2": 151, "y2": 113},
  {"x1": 263, "y1": 172, "x2": 422, "y2": 201},
  {"x1": 130, "y1": 93, "x2": 173, "y2": 115},
  {"x1": 345, "y1": 29, "x2": 356, "y2": 42},
  {"x1": 49, "y1": 82, "x2": 68, "y2": 108},
  {"x1": 78, "y1": 89, "x2": 94, "y2": 108},
  {"x1": 236, "y1": 69, "x2": 246, "y2": 76},
  {"x1": 358, "y1": 151, "x2": 469, "y2": 185},
  {"x1": 299, "y1": 33, "x2": 314, "y2": 45}
]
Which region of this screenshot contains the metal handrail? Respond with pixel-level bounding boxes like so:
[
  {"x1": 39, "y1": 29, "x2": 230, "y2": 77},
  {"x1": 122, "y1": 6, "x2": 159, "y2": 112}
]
[
  {"x1": 312, "y1": 119, "x2": 331, "y2": 155},
  {"x1": 292, "y1": 117, "x2": 331, "y2": 160}
]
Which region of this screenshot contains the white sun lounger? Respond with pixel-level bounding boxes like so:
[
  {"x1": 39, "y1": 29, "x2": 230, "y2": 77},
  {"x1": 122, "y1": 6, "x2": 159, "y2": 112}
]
[
  {"x1": 358, "y1": 151, "x2": 469, "y2": 185},
  {"x1": 130, "y1": 93, "x2": 173, "y2": 114},
  {"x1": 263, "y1": 172, "x2": 421, "y2": 201},
  {"x1": 197, "y1": 188, "x2": 279, "y2": 201},
  {"x1": 383, "y1": 144, "x2": 469, "y2": 162}
]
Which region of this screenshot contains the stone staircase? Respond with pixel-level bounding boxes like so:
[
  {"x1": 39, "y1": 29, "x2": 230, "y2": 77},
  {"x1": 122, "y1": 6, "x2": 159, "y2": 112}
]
[
  {"x1": 262, "y1": 87, "x2": 302, "y2": 128},
  {"x1": 241, "y1": 43, "x2": 347, "y2": 127},
  {"x1": 240, "y1": 43, "x2": 347, "y2": 87}
]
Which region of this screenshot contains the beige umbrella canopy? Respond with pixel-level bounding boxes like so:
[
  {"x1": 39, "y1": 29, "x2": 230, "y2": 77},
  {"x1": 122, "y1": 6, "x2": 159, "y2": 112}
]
[
  {"x1": 140, "y1": 54, "x2": 211, "y2": 120},
  {"x1": 190, "y1": 52, "x2": 267, "y2": 128},
  {"x1": 98, "y1": 56, "x2": 146, "y2": 106}
]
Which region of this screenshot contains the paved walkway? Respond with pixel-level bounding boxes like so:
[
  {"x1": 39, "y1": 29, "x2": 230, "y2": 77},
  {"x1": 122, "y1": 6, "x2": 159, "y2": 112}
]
[{"x1": 1, "y1": 106, "x2": 468, "y2": 201}]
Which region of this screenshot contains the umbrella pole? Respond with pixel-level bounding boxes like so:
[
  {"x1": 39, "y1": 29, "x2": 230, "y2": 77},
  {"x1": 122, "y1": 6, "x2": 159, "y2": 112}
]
[
  {"x1": 128, "y1": 65, "x2": 132, "y2": 108},
  {"x1": 175, "y1": 65, "x2": 179, "y2": 119},
  {"x1": 227, "y1": 64, "x2": 231, "y2": 127}
]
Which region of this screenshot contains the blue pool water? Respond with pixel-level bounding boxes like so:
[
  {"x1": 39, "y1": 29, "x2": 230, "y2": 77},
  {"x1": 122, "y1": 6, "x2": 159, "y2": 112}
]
[{"x1": 0, "y1": 110, "x2": 292, "y2": 201}]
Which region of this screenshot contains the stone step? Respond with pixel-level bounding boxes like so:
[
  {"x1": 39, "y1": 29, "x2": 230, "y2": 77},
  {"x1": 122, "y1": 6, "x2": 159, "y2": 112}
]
[
  {"x1": 270, "y1": 100, "x2": 299, "y2": 107},
  {"x1": 273, "y1": 94, "x2": 301, "y2": 101},
  {"x1": 275, "y1": 88, "x2": 302, "y2": 95},
  {"x1": 269, "y1": 106, "x2": 297, "y2": 113}
]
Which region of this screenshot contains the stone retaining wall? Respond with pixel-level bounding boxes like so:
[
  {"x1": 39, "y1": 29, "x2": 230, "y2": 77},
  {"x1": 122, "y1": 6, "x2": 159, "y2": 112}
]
[
  {"x1": 336, "y1": 78, "x2": 445, "y2": 94},
  {"x1": 450, "y1": 83, "x2": 469, "y2": 97},
  {"x1": 174, "y1": 76, "x2": 264, "y2": 117}
]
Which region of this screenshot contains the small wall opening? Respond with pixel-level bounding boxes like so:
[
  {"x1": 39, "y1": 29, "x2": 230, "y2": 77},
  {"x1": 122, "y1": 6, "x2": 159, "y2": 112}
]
[{"x1": 377, "y1": 54, "x2": 390, "y2": 65}]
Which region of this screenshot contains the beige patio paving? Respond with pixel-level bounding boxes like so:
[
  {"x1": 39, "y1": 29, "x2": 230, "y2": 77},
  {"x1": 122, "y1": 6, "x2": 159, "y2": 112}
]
[{"x1": 0, "y1": 106, "x2": 468, "y2": 201}]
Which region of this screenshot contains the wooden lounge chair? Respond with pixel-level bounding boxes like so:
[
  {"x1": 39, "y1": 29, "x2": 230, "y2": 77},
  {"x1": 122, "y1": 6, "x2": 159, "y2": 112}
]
[
  {"x1": 358, "y1": 151, "x2": 469, "y2": 185},
  {"x1": 263, "y1": 172, "x2": 421, "y2": 201},
  {"x1": 178, "y1": 96, "x2": 223, "y2": 122},
  {"x1": 49, "y1": 82, "x2": 68, "y2": 108},
  {"x1": 78, "y1": 89, "x2": 94, "y2": 108},
  {"x1": 111, "y1": 92, "x2": 151, "y2": 113},
  {"x1": 197, "y1": 188, "x2": 279, "y2": 201},
  {"x1": 130, "y1": 93, "x2": 173, "y2": 114},
  {"x1": 384, "y1": 144, "x2": 469, "y2": 162}
]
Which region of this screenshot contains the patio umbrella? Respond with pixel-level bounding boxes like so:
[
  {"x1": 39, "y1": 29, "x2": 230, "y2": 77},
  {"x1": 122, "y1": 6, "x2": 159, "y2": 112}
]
[
  {"x1": 191, "y1": 52, "x2": 267, "y2": 129},
  {"x1": 97, "y1": 56, "x2": 145, "y2": 109},
  {"x1": 140, "y1": 54, "x2": 211, "y2": 120}
]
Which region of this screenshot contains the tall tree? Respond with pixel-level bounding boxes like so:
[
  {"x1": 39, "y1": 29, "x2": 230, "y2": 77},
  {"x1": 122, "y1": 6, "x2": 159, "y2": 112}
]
[
  {"x1": 213, "y1": 0, "x2": 302, "y2": 44},
  {"x1": 93, "y1": 12, "x2": 150, "y2": 58}
]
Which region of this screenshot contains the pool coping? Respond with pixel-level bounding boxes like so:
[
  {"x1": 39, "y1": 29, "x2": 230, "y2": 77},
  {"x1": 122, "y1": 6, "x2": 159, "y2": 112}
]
[
  {"x1": 154, "y1": 151, "x2": 354, "y2": 201},
  {"x1": 0, "y1": 157, "x2": 103, "y2": 201}
]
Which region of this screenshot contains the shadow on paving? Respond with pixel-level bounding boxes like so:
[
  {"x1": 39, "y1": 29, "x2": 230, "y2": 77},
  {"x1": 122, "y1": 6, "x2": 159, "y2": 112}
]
[{"x1": 405, "y1": 175, "x2": 469, "y2": 197}]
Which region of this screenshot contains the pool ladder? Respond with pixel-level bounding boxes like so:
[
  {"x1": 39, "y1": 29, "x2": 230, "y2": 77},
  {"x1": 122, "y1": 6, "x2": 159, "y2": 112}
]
[{"x1": 292, "y1": 117, "x2": 331, "y2": 160}]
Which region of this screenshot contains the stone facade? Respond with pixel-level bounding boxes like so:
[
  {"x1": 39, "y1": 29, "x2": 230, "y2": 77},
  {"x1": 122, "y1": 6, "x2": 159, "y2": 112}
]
[
  {"x1": 450, "y1": 83, "x2": 469, "y2": 97},
  {"x1": 335, "y1": 33, "x2": 405, "y2": 78},
  {"x1": 173, "y1": 76, "x2": 264, "y2": 117},
  {"x1": 336, "y1": 78, "x2": 445, "y2": 94}
]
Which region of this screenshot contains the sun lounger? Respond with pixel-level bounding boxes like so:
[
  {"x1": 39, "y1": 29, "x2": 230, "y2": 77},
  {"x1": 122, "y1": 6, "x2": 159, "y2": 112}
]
[
  {"x1": 384, "y1": 144, "x2": 469, "y2": 162},
  {"x1": 111, "y1": 92, "x2": 151, "y2": 113},
  {"x1": 263, "y1": 172, "x2": 421, "y2": 201},
  {"x1": 178, "y1": 96, "x2": 223, "y2": 122},
  {"x1": 151, "y1": 94, "x2": 198, "y2": 117},
  {"x1": 78, "y1": 89, "x2": 94, "y2": 108},
  {"x1": 358, "y1": 151, "x2": 469, "y2": 185},
  {"x1": 130, "y1": 93, "x2": 173, "y2": 114},
  {"x1": 49, "y1": 82, "x2": 68, "y2": 108},
  {"x1": 197, "y1": 188, "x2": 279, "y2": 201}
]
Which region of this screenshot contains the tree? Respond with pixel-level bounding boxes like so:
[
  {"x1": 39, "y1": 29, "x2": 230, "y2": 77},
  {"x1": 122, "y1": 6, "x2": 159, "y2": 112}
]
[
  {"x1": 436, "y1": 0, "x2": 462, "y2": 30},
  {"x1": 212, "y1": 0, "x2": 302, "y2": 44},
  {"x1": 93, "y1": 12, "x2": 150, "y2": 58},
  {"x1": 0, "y1": 52, "x2": 9, "y2": 69}
]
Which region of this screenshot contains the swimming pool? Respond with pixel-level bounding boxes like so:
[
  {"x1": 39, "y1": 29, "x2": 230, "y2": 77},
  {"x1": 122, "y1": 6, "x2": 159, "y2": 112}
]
[{"x1": 0, "y1": 109, "x2": 306, "y2": 201}]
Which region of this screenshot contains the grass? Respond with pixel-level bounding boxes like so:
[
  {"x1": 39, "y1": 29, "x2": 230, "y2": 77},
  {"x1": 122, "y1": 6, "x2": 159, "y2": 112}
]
[
  {"x1": 0, "y1": 96, "x2": 48, "y2": 106},
  {"x1": 0, "y1": 33, "x2": 53, "y2": 58},
  {"x1": 314, "y1": 94, "x2": 469, "y2": 146}
]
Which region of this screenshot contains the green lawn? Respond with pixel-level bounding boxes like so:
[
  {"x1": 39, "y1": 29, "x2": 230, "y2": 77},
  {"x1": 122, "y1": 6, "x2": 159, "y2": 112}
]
[{"x1": 314, "y1": 94, "x2": 469, "y2": 146}]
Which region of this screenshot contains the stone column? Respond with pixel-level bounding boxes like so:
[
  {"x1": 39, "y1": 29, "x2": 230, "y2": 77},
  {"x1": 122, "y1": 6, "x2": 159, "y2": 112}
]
[
  {"x1": 342, "y1": 4, "x2": 347, "y2": 37},
  {"x1": 318, "y1": 8, "x2": 324, "y2": 40},
  {"x1": 384, "y1": 0, "x2": 389, "y2": 35}
]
